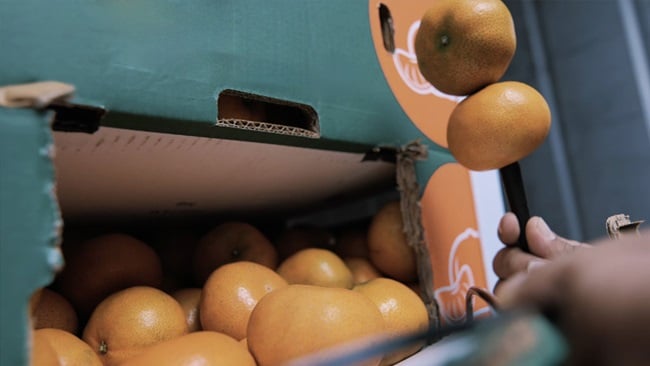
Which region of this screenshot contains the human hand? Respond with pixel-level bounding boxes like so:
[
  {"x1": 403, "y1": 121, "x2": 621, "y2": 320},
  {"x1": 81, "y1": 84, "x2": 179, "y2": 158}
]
[
  {"x1": 496, "y1": 230, "x2": 650, "y2": 365},
  {"x1": 492, "y1": 213, "x2": 588, "y2": 293}
]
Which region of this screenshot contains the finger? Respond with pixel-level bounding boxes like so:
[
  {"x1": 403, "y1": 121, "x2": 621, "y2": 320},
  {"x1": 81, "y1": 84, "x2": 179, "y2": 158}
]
[
  {"x1": 496, "y1": 259, "x2": 567, "y2": 310},
  {"x1": 493, "y1": 274, "x2": 525, "y2": 300},
  {"x1": 498, "y1": 212, "x2": 520, "y2": 246},
  {"x1": 492, "y1": 278, "x2": 507, "y2": 295},
  {"x1": 526, "y1": 217, "x2": 588, "y2": 259},
  {"x1": 492, "y1": 246, "x2": 548, "y2": 279}
]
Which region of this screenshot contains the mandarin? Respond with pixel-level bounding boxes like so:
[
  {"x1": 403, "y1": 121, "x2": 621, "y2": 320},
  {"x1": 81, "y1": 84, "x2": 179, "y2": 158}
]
[
  {"x1": 31, "y1": 289, "x2": 78, "y2": 335},
  {"x1": 447, "y1": 81, "x2": 551, "y2": 171},
  {"x1": 414, "y1": 0, "x2": 516, "y2": 96},
  {"x1": 52, "y1": 233, "x2": 163, "y2": 320},
  {"x1": 199, "y1": 261, "x2": 287, "y2": 340},
  {"x1": 193, "y1": 222, "x2": 278, "y2": 285},
  {"x1": 247, "y1": 284, "x2": 386, "y2": 366},
  {"x1": 120, "y1": 331, "x2": 256, "y2": 366},
  {"x1": 31, "y1": 330, "x2": 59, "y2": 366},
  {"x1": 82, "y1": 286, "x2": 187, "y2": 366},
  {"x1": 171, "y1": 288, "x2": 202, "y2": 333},
  {"x1": 344, "y1": 257, "x2": 382, "y2": 285},
  {"x1": 36, "y1": 328, "x2": 102, "y2": 366},
  {"x1": 367, "y1": 201, "x2": 418, "y2": 283},
  {"x1": 277, "y1": 248, "x2": 354, "y2": 288},
  {"x1": 354, "y1": 278, "x2": 429, "y2": 365}
]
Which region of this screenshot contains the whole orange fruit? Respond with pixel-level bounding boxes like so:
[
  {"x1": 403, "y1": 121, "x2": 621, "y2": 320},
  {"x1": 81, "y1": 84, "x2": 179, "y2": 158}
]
[
  {"x1": 344, "y1": 257, "x2": 382, "y2": 285},
  {"x1": 31, "y1": 330, "x2": 59, "y2": 366},
  {"x1": 414, "y1": 0, "x2": 516, "y2": 96},
  {"x1": 193, "y1": 222, "x2": 278, "y2": 285},
  {"x1": 31, "y1": 288, "x2": 78, "y2": 335},
  {"x1": 247, "y1": 284, "x2": 386, "y2": 366},
  {"x1": 277, "y1": 248, "x2": 354, "y2": 288},
  {"x1": 120, "y1": 331, "x2": 256, "y2": 366},
  {"x1": 36, "y1": 328, "x2": 102, "y2": 366},
  {"x1": 199, "y1": 261, "x2": 288, "y2": 340},
  {"x1": 275, "y1": 226, "x2": 336, "y2": 261},
  {"x1": 82, "y1": 286, "x2": 188, "y2": 366},
  {"x1": 354, "y1": 278, "x2": 430, "y2": 365},
  {"x1": 367, "y1": 201, "x2": 418, "y2": 283},
  {"x1": 52, "y1": 233, "x2": 163, "y2": 320},
  {"x1": 447, "y1": 81, "x2": 551, "y2": 171},
  {"x1": 171, "y1": 288, "x2": 202, "y2": 333}
]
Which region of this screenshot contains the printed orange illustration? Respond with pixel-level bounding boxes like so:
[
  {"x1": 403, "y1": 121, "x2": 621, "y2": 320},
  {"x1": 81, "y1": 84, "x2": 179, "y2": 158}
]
[
  {"x1": 420, "y1": 163, "x2": 491, "y2": 325},
  {"x1": 368, "y1": 0, "x2": 463, "y2": 148}
]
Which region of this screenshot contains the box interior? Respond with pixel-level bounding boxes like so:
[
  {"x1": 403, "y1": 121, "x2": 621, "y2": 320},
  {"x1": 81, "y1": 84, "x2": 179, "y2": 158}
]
[{"x1": 53, "y1": 127, "x2": 398, "y2": 228}]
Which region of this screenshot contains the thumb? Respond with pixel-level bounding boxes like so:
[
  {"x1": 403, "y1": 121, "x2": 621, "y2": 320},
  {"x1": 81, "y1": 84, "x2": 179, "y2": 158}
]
[{"x1": 526, "y1": 217, "x2": 587, "y2": 259}]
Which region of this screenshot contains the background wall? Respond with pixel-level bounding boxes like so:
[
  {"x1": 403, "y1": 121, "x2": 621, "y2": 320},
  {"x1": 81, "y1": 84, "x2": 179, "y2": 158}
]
[{"x1": 502, "y1": 0, "x2": 650, "y2": 241}]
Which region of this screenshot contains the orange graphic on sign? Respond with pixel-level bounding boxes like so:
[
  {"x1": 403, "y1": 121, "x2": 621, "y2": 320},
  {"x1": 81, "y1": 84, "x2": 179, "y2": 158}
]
[
  {"x1": 368, "y1": 1, "x2": 463, "y2": 148},
  {"x1": 420, "y1": 163, "x2": 491, "y2": 325}
]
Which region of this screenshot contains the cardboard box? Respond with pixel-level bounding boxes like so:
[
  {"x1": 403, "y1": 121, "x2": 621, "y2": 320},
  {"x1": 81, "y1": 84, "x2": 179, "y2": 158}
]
[{"x1": 0, "y1": 1, "x2": 511, "y2": 364}]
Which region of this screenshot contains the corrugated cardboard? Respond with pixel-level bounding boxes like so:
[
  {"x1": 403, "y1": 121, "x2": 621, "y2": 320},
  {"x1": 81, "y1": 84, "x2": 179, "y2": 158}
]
[{"x1": 0, "y1": 1, "x2": 508, "y2": 364}]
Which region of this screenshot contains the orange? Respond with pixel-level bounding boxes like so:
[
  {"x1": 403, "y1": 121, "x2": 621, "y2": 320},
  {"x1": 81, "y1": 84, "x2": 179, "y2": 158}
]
[
  {"x1": 277, "y1": 248, "x2": 354, "y2": 288},
  {"x1": 199, "y1": 261, "x2": 288, "y2": 340},
  {"x1": 52, "y1": 233, "x2": 163, "y2": 320},
  {"x1": 344, "y1": 257, "x2": 382, "y2": 285},
  {"x1": 31, "y1": 288, "x2": 78, "y2": 335},
  {"x1": 120, "y1": 331, "x2": 256, "y2": 366},
  {"x1": 275, "y1": 226, "x2": 336, "y2": 261},
  {"x1": 414, "y1": 0, "x2": 516, "y2": 96},
  {"x1": 31, "y1": 330, "x2": 59, "y2": 366},
  {"x1": 447, "y1": 81, "x2": 551, "y2": 171},
  {"x1": 354, "y1": 278, "x2": 430, "y2": 365},
  {"x1": 36, "y1": 328, "x2": 102, "y2": 366},
  {"x1": 247, "y1": 284, "x2": 386, "y2": 366},
  {"x1": 82, "y1": 286, "x2": 188, "y2": 366},
  {"x1": 367, "y1": 201, "x2": 418, "y2": 283},
  {"x1": 334, "y1": 227, "x2": 370, "y2": 259},
  {"x1": 171, "y1": 288, "x2": 202, "y2": 333},
  {"x1": 193, "y1": 222, "x2": 278, "y2": 285}
]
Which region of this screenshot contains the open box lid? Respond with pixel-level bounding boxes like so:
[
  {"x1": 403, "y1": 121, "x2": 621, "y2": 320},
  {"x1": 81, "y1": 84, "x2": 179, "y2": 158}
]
[
  {"x1": 53, "y1": 127, "x2": 396, "y2": 224},
  {"x1": 0, "y1": 0, "x2": 448, "y2": 150}
]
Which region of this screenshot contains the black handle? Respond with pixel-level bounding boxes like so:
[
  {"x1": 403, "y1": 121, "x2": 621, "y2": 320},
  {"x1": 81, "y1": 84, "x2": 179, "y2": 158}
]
[{"x1": 499, "y1": 162, "x2": 530, "y2": 252}]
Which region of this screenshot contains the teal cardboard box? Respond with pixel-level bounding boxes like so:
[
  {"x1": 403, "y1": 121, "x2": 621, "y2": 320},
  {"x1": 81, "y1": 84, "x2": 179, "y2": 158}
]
[{"x1": 0, "y1": 1, "x2": 546, "y2": 365}]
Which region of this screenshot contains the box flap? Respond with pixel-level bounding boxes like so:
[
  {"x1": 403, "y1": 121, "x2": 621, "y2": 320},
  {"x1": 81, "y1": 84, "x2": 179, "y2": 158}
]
[{"x1": 54, "y1": 127, "x2": 395, "y2": 223}]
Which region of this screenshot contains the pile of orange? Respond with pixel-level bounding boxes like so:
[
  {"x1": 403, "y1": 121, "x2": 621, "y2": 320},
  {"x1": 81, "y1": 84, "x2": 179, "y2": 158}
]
[
  {"x1": 29, "y1": 198, "x2": 429, "y2": 366},
  {"x1": 27, "y1": 0, "x2": 533, "y2": 364}
]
